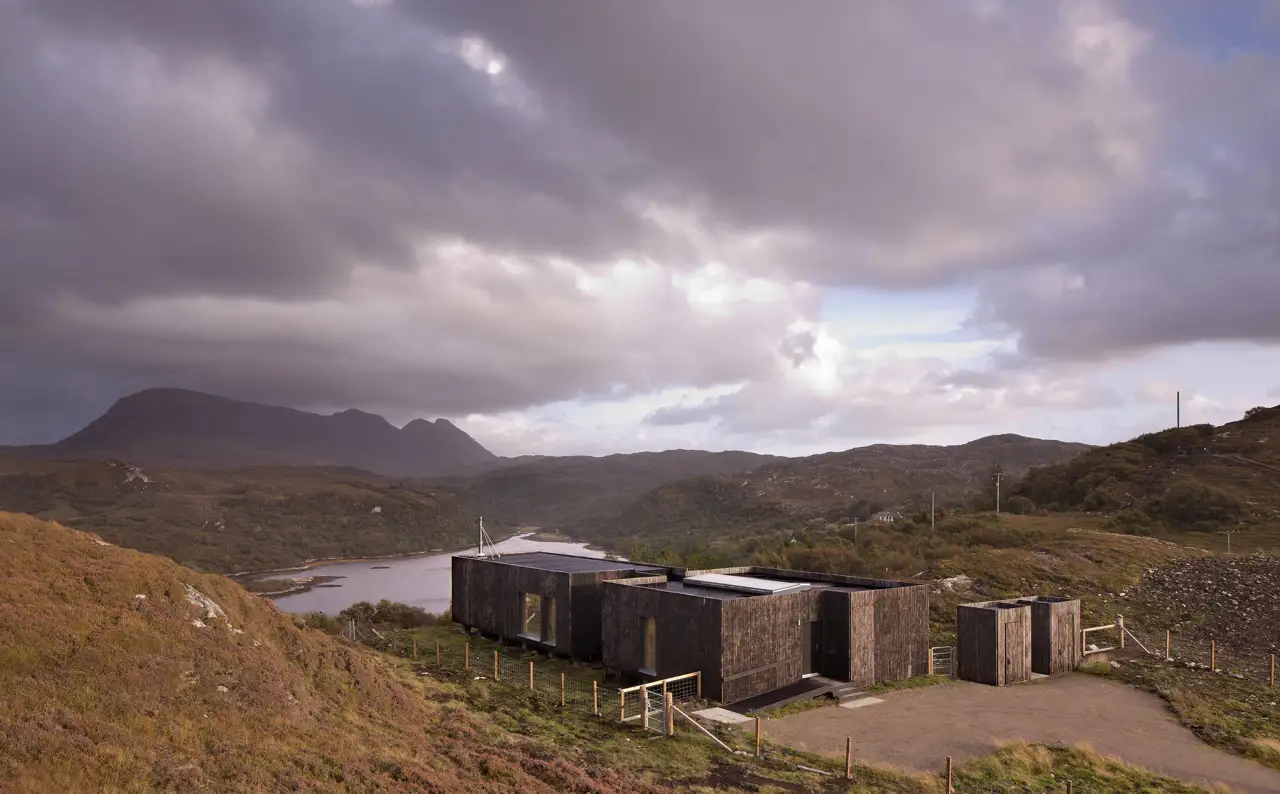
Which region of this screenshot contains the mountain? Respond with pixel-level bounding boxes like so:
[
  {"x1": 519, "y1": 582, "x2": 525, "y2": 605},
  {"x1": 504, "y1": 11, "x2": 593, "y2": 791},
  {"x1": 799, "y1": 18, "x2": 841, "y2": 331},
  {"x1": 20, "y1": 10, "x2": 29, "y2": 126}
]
[
  {"x1": 0, "y1": 512, "x2": 654, "y2": 794},
  {"x1": 434, "y1": 449, "x2": 783, "y2": 530},
  {"x1": 0, "y1": 455, "x2": 480, "y2": 573},
  {"x1": 1013, "y1": 404, "x2": 1280, "y2": 537},
  {"x1": 10, "y1": 388, "x2": 495, "y2": 477},
  {"x1": 580, "y1": 434, "x2": 1093, "y2": 548}
]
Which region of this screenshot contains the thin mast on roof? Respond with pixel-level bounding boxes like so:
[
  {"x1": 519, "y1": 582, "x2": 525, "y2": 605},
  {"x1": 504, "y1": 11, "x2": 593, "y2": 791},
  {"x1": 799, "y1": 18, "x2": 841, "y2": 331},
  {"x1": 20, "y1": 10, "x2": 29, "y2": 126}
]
[{"x1": 476, "y1": 516, "x2": 500, "y2": 559}]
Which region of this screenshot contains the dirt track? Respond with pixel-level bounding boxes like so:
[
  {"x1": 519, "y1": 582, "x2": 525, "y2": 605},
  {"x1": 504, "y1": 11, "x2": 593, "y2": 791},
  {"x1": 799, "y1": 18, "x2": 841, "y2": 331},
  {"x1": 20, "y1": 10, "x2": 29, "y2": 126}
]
[{"x1": 763, "y1": 674, "x2": 1280, "y2": 794}]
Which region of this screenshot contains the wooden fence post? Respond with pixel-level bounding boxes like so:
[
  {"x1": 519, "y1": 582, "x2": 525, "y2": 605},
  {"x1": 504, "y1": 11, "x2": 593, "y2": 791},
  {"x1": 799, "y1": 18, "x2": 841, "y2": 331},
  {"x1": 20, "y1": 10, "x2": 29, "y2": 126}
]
[
  {"x1": 928, "y1": 648, "x2": 935, "y2": 676},
  {"x1": 662, "y1": 680, "x2": 668, "y2": 703},
  {"x1": 642, "y1": 685, "x2": 650, "y2": 731},
  {"x1": 594, "y1": 680, "x2": 599, "y2": 716},
  {"x1": 561, "y1": 672, "x2": 566, "y2": 707},
  {"x1": 696, "y1": 671, "x2": 702, "y2": 700},
  {"x1": 845, "y1": 737, "x2": 852, "y2": 780},
  {"x1": 1271, "y1": 654, "x2": 1275, "y2": 687},
  {"x1": 665, "y1": 692, "x2": 674, "y2": 736},
  {"x1": 945, "y1": 756, "x2": 953, "y2": 793},
  {"x1": 1117, "y1": 615, "x2": 1125, "y2": 649},
  {"x1": 1211, "y1": 640, "x2": 1216, "y2": 672},
  {"x1": 412, "y1": 638, "x2": 417, "y2": 660},
  {"x1": 465, "y1": 642, "x2": 470, "y2": 673},
  {"x1": 619, "y1": 690, "x2": 625, "y2": 722},
  {"x1": 494, "y1": 650, "x2": 499, "y2": 681},
  {"x1": 529, "y1": 660, "x2": 534, "y2": 691},
  {"x1": 754, "y1": 716, "x2": 761, "y2": 757},
  {"x1": 1166, "y1": 630, "x2": 1171, "y2": 660},
  {"x1": 436, "y1": 640, "x2": 441, "y2": 667},
  {"x1": 1065, "y1": 781, "x2": 1072, "y2": 794}
]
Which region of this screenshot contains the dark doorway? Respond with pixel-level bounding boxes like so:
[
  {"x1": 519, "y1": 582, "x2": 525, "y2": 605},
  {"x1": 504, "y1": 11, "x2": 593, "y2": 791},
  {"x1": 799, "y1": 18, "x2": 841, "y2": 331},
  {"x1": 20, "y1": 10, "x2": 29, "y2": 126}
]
[{"x1": 802, "y1": 620, "x2": 823, "y2": 674}]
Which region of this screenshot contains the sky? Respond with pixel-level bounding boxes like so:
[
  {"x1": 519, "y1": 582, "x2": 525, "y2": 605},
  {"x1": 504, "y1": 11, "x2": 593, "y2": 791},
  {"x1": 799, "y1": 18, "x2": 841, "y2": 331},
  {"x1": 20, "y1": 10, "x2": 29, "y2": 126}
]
[{"x1": 1, "y1": 0, "x2": 1278, "y2": 457}]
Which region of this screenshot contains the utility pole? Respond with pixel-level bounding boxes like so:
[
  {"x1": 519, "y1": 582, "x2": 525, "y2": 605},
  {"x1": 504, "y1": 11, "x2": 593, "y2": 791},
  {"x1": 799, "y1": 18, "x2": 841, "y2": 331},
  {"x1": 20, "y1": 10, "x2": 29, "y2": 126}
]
[
  {"x1": 1177, "y1": 391, "x2": 1181, "y2": 429},
  {"x1": 994, "y1": 471, "x2": 1004, "y2": 515},
  {"x1": 931, "y1": 490, "x2": 935, "y2": 532}
]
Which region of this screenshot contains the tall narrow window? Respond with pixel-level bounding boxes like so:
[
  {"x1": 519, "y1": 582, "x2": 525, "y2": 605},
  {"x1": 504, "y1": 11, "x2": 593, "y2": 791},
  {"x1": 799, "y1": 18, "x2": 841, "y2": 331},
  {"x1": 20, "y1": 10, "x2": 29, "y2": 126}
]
[
  {"x1": 544, "y1": 597, "x2": 557, "y2": 644},
  {"x1": 641, "y1": 616, "x2": 656, "y2": 672},
  {"x1": 521, "y1": 593, "x2": 542, "y2": 641}
]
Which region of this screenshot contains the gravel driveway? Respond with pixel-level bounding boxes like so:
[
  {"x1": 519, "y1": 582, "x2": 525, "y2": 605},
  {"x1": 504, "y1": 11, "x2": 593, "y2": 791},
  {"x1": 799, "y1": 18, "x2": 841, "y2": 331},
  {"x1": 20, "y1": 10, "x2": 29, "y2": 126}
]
[{"x1": 762, "y1": 674, "x2": 1280, "y2": 794}]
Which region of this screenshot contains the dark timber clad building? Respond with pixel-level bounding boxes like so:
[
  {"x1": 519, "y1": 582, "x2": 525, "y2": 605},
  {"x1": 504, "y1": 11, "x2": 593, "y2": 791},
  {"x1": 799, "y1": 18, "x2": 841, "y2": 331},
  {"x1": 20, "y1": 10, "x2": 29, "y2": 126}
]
[
  {"x1": 601, "y1": 566, "x2": 930, "y2": 704},
  {"x1": 451, "y1": 552, "x2": 664, "y2": 660}
]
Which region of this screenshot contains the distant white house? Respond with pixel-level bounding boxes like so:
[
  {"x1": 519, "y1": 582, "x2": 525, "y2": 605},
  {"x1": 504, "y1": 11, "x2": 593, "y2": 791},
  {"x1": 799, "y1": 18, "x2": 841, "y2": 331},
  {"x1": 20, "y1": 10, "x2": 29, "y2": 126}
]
[{"x1": 872, "y1": 510, "x2": 903, "y2": 524}]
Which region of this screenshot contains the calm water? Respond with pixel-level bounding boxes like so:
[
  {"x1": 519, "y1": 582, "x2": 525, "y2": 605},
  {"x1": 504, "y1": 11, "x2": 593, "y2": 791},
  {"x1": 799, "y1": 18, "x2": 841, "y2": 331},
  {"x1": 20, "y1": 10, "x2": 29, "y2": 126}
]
[{"x1": 265, "y1": 535, "x2": 608, "y2": 615}]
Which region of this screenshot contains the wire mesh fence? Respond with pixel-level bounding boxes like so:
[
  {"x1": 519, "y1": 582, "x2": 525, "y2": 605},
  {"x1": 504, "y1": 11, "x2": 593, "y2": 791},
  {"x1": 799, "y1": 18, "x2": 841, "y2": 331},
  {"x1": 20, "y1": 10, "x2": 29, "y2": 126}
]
[
  {"x1": 1087, "y1": 616, "x2": 1279, "y2": 685},
  {"x1": 377, "y1": 629, "x2": 707, "y2": 722}
]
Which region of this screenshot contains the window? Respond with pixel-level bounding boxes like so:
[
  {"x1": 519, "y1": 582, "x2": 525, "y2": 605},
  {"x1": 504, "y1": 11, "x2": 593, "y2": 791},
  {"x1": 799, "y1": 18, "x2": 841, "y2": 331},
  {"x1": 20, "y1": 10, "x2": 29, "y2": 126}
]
[
  {"x1": 521, "y1": 593, "x2": 542, "y2": 641},
  {"x1": 544, "y1": 597, "x2": 557, "y2": 644},
  {"x1": 641, "y1": 616, "x2": 656, "y2": 672}
]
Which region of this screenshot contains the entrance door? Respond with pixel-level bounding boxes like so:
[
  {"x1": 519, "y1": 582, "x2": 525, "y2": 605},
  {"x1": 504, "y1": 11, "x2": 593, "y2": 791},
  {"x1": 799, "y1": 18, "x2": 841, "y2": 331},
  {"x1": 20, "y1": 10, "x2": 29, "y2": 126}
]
[{"x1": 806, "y1": 621, "x2": 824, "y2": 675}]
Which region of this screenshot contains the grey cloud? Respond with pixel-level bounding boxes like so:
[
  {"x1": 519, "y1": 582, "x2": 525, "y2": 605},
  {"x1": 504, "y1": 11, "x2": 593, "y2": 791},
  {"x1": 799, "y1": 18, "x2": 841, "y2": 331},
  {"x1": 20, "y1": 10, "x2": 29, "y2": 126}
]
[
  {"x1": 975, "y1": 41, "x2": 1280, "y2": 360},
  {"x1": 408, "y1": 0, "x2": 1155, "y2": 285}
]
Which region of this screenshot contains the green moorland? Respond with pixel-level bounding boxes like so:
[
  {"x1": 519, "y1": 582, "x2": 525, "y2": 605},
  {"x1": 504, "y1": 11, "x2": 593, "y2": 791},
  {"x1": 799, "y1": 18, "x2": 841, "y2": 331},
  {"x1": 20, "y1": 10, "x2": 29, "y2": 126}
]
[
  {"x1": 0, "y1": 511, "x2": 1221, "y2": 793},
  {"x1": 0, "y1": 456, "x2": 487, "y2": 573}
]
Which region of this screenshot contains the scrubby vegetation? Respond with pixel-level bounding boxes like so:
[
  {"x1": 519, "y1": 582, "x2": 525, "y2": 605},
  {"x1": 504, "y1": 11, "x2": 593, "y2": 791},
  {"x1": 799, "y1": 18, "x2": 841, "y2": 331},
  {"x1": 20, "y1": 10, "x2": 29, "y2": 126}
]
[
  {"x1": 3, "y1": 512, "x2": 1224, "y2": 793},
  {"x1": 0, "y1": 456, "x2": 484, "y2": 572}
]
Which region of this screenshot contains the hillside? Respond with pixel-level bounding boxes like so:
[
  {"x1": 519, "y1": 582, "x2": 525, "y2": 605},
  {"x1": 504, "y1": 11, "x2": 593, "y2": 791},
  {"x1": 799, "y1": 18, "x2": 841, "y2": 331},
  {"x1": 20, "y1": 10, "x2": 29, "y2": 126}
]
[
  {"x1": 435, "y1": 449, "x2": 782, "y2": 530},
  {"x1": 2, "y1": 513, "x2": 1221, "y2": 794},
  {"x1": 8, "y1": 388, "x2": 495, "y2": 477},
  {"x1": 1013, "y1": 404, "x2": 1280, "y2": 543},
  {"x1": 0, "y1": 456, "x2": 480, "y2": 573},
  {"x1": 583, "y1": 434, "x2": 1091, "y2": 549},
  {"x1": 0, "y1": 512, "x2": 658, "y2": 793}
]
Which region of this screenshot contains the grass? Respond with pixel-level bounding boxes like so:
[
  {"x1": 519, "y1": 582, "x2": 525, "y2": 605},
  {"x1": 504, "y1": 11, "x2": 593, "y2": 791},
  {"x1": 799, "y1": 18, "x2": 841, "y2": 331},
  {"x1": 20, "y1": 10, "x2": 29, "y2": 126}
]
[
  {"x1": 867, "y1": 674, "x2": 952, "y2": 695},
  {"x1": 0, "y1": 511, "x2": 1240, "y2": 792}
]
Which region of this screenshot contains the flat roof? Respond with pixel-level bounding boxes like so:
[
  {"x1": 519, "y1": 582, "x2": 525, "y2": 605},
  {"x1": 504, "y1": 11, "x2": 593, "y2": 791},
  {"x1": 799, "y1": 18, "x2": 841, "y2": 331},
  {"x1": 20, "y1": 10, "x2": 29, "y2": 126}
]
[
  {"x1": 684, "y1": 573, "x2": 811, "y2": 596},
  {"x1": 461, "y1": 551, "x2": 663, "y2": 574}
]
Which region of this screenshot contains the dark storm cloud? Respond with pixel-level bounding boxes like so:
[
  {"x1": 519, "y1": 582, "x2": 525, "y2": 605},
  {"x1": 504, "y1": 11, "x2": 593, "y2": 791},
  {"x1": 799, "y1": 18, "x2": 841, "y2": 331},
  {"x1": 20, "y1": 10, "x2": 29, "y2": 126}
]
[
  {"x1": 2, "y1": 0, "x2": 1279, "y2": 446},
  {"x1": 973, "y1": 43, "x2": 1280, "y2": 360},
  {"x1": 409, "y1": 0, "x2": 1153, "y2": 286}
]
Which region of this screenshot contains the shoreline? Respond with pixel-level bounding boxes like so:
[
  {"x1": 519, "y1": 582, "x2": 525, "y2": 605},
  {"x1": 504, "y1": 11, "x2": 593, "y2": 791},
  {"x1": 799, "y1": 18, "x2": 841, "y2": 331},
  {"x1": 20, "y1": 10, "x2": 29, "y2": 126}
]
[
  {"x1": 246, "y1": 531, "x2": 614, "y2": 601},
  {"x1": 231, "y1": 529, "x2": 528, "y2": 580}
]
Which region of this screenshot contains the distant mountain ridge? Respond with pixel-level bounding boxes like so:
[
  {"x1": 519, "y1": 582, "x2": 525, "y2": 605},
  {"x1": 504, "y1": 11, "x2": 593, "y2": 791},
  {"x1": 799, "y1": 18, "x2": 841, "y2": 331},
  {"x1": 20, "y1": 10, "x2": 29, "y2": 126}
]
[
  {"x1": 577, "y1": 433, "x2": 1093, "y2": 546},
  {"x1": 10, "y1": 388, "x2": 495, "y2": 477}
]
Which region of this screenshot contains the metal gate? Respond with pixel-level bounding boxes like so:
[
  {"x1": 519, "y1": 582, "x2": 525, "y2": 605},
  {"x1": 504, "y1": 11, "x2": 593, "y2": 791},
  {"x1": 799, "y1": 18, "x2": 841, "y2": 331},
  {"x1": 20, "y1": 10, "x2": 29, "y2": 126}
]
[{"x1": 929, "y1": 645, "x2": 955, "y2": 678}]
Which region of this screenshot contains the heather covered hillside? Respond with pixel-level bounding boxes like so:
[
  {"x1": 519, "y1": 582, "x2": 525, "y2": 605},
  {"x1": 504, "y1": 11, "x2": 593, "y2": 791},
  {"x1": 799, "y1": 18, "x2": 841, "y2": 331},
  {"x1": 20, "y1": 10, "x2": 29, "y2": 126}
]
[
  {"x1": 1012, "y1": 405, "x2": 1280, "y2": 549},
  {"x1": 0, "y1": 513, "x2": 651, "y2": 793},
  {"x1": 0, "y1": 457, "x2": 479, "y2": 573}
]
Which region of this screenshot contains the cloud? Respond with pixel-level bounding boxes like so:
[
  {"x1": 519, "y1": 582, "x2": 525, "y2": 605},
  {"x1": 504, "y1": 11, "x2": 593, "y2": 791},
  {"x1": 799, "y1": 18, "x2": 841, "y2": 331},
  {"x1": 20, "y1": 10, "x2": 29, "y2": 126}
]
[{"x1": 0, "y1": 0, "x2": 1278, "y2": 451}]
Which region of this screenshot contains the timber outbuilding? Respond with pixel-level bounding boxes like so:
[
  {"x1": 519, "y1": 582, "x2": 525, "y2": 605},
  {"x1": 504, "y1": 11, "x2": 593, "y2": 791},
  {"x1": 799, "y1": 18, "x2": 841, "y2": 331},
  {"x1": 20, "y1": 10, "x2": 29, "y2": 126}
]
[
  {"x1": 600, "y1": 566, "x2": 929, "y2": 705},
  {"x1": 956, "y1": 595, "x2": 1081, "y2": 685},
  {"x1": 451, "y1": 552, "x2": 664, "y2": 660}
]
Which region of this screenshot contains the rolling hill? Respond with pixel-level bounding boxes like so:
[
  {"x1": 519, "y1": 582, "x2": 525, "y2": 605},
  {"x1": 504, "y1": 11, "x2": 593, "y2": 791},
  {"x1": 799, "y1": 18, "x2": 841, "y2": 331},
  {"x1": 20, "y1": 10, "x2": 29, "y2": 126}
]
[
  {"x1": 1012, "y1": 404, "x2": 1280, "y2": 539},
  {"x1": 0, "y1": 455, "x2": 480, "y2": 573},
  {"x1": 580, "y1": 434, "x2": 1092, "y2": 548},
  {"x1": 433, "y1": 449, "x2": 782, "y2": 530},
  {"x1": 7, "y1": 388, "x2": 495, "y2": 477},
  {"x1": 0, "y1": 512, "x2": 655, "y2": 793}
]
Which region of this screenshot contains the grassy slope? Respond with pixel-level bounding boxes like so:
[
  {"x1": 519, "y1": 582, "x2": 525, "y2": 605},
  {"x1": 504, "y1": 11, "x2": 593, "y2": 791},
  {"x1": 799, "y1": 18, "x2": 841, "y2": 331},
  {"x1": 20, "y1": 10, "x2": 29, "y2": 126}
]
[
  {"x1": 1014, "y1": 404, "x2": 1280, "y2": 552},
  {"x1": 1, "y1": 512, "x2": 1216, "y2": 793},
  {"x1": 0, "y1": 456, "x2": 477, "y2": 573}
]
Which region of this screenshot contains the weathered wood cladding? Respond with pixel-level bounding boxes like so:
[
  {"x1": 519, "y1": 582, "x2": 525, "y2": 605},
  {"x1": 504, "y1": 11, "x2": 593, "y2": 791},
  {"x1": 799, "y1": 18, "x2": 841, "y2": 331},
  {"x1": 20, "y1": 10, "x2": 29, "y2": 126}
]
[
  {"x1": 452, "y1": 556, "x2": 569, "y2": 653},
  {"x1": 719, "y1": 590, "x2": 820, "y2": 704},
  {"x1": 452, "y1": 556, "x2": 654, "y2": 659},
  {"x1": 1017, "y1": 596, "x2": 1081, "y2": 675},
  {"x1": 603, "y1": 566, "x2": 929, "y2": 703},
  {"x1": 956, "y1": 600, "x2": 1032, "y2": 686},
  {"x1": 601, "y1": 576, "x2": 723, "y2": 696}
]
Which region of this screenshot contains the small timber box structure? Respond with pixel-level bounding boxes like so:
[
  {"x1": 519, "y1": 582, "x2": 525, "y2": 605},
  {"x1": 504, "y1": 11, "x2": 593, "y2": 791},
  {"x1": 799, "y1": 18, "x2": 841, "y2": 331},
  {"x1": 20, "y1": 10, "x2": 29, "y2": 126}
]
[
  {"x1": 956, "y1": 595, "x2": 1081, "y2": 686},
  {"x1": 601, "y1": 566, "x2": 929, "y2": 705},
  {"x1": 452, "y1": 552, "x2": 664, "y2": 660}
]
